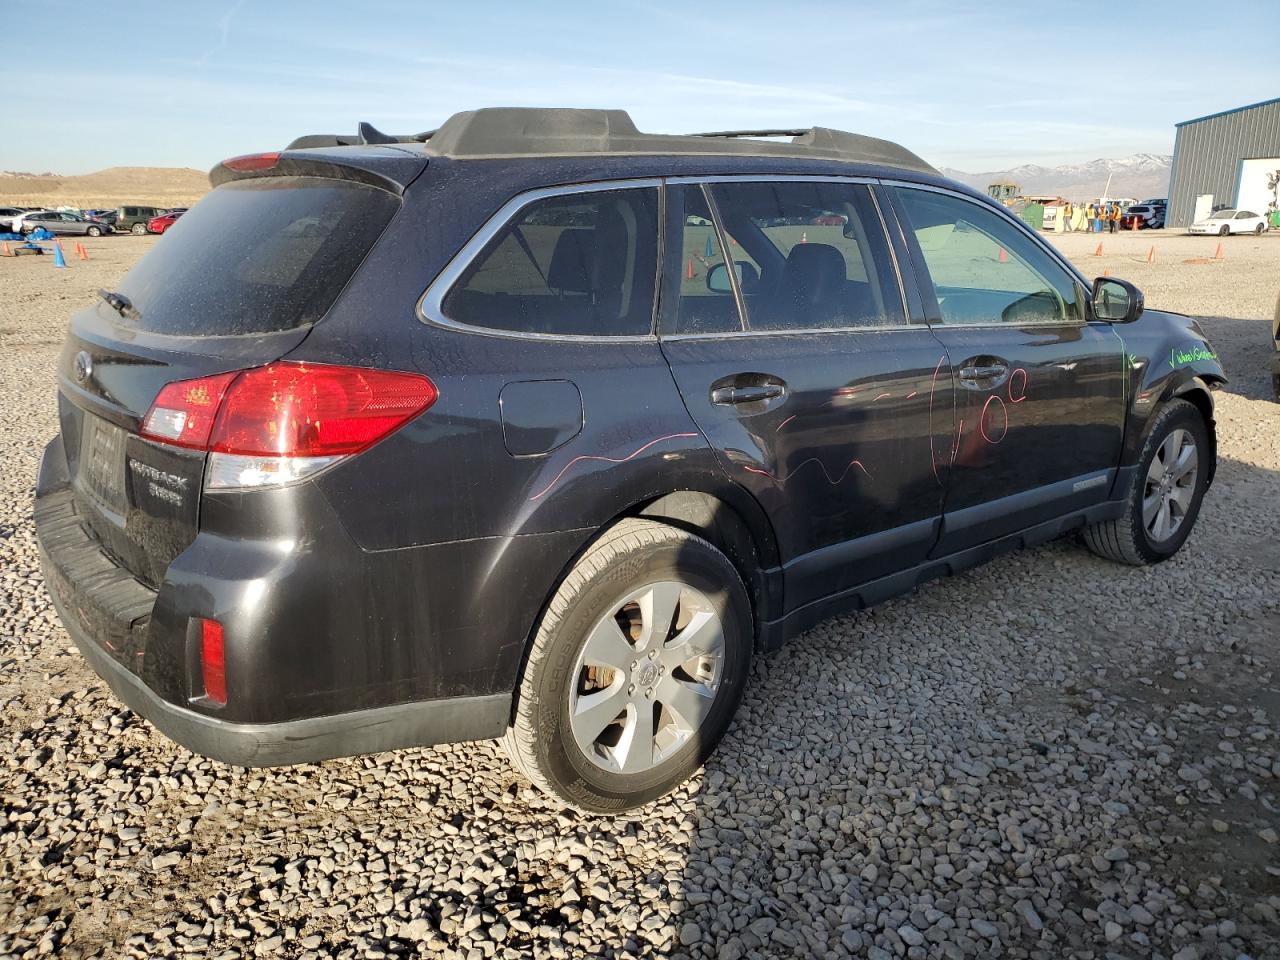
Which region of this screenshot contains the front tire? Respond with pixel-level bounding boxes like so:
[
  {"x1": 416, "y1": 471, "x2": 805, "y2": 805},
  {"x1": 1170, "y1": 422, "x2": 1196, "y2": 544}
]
[
  {"x1": 131, "y1": 222, "x2": 146, "y2": 235},
  {"x1": 1083, "y1": 399, "x2": 1209, "y2": 565},
  {"x1": 503, "y1": 518, "x2": 752, "y2": 813},
  {"x1": 86, "y1": 226, "x2": 101, "y2": 237},
  {"x1": 1219, "y1": 224, "x2": 1230, "y2": 237}
]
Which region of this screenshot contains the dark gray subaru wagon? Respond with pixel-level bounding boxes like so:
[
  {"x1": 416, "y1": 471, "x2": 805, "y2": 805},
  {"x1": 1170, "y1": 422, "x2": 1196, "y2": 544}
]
[{"x1": 36, "y1": 109, "x2": 1225, "y2": 812}]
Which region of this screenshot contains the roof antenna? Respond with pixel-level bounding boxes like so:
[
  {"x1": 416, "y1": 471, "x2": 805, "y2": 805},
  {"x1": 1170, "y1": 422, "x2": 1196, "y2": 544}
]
[{"x1": 358, "y1": 121, "x2": 398, "y2": 145}]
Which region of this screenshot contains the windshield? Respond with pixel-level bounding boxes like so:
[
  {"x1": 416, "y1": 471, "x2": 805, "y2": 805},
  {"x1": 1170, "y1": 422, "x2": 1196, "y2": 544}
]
[{"x1": 114, "y1": 177, "x2": 398, "y2": 336}]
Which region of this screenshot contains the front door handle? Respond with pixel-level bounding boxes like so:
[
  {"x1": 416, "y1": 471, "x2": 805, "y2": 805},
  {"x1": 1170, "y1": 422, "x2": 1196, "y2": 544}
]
[{"x1": 711, "y1": 383, "x2": 785, "y2": 405}]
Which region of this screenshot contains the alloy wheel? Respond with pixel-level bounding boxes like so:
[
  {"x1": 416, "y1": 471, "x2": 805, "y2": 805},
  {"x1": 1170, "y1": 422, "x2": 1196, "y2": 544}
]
[
  {"x1": 1143, "y1": 428, "x2": 1198, "y2": 543},
  {"x1": 569, "y1": 580, "x2": 725, "y2": 775}
]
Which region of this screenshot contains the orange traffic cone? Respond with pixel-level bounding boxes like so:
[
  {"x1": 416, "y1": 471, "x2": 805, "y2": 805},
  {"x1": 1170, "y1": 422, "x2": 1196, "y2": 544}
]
[
  {"x1": 998, "y1": 247, "x2": 1008, "y2": 263},
  {"x1": 1, "y1": 241, "x2": 10, "y2": 257},
  {"x1": 1103, "y1": 268, "x2": 1111, "y2": 277},
  {"x1": 1213, "y1": 242, "x2": 1224, "y2": 260},
  {"x1": 686, "y1": 258, "x2": 694, "y2": 280},
  {"x1": 77, "y1": 242, "x2": 88, "y2": 261},
  {"x1": 1146, "y1": 245, "x2": 1156, "y2": 264},
  {"x1": 1094, "y1": 242, "x2": 1103, "y2": 257}
]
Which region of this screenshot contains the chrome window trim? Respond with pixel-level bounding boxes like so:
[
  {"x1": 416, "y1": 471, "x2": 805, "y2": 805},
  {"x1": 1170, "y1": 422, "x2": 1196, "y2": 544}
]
[
  {"x1": 667, "y1": 174, "x2": 877, "y2": 185},
  {"x1": 663, "y1": 322, "x2": 929, "y2": 341},
  {"x1": 417, "y1": 178, "x2": 663, "y2": 343}
]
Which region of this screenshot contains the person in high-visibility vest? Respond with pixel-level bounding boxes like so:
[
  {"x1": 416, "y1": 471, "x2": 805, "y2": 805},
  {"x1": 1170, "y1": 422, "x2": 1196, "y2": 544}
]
[
  {"x1": 1064, "y1": 201, "x2": 1074, "y2": 232},
  {"x1": 1086, "y1": 203, "x2": 1095, "y2": 232},
  {"x1": 1109, "y1": 202, "x2": 1121, "y2": 234}
]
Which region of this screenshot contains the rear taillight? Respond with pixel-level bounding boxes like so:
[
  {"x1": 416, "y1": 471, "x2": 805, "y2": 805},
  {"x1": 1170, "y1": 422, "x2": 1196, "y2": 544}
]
[
  {"x1": 141, "y1": 362, "x2": 437, "y2": 489},
  {"x1": 200, "y1": 618, "x2": 227, "y2": 706},
  {"x1": 222, "y1": 151, "x2": 281, "y2": 172},
  {"x1": 142, "y1": 372, "x2": 238, "y2": 449}
]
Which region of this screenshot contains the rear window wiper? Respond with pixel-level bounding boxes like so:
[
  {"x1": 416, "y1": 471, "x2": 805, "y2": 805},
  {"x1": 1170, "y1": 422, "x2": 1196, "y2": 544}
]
[{"x1": 97, "y1": 289, "x2": 140, "y2": 322}]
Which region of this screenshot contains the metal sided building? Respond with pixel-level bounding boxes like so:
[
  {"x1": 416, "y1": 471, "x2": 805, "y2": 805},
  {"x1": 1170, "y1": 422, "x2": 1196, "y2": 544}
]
[{"x1": 1166, "y1": 97, "x2": 1280, "y2": 228}]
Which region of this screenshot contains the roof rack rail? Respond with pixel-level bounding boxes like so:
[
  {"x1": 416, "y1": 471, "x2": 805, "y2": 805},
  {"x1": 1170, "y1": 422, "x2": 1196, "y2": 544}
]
[
  {"x1": 686, "y1": 129, "x2": 810, "y2": 139},
  {"x1": 285, "y1": 109, "x2": 937, "y2": 174}
]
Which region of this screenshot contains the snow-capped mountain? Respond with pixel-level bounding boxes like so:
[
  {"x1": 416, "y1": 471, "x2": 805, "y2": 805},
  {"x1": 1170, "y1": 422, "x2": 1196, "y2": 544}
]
[{"x1": 937, "y1": 154, "x2": 1173, "y2": 202}]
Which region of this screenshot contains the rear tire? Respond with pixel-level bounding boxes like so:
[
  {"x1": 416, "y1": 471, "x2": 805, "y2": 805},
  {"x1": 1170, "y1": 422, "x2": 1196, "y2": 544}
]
[
  {"x1": 1083, "y1": 399, "x2": 1209, "y2": 565},
  {"x1": 1256, "y1": 223, "x2": 1265, "y2": 236},
  {"x1": 131, "y1": 223, "x2": 146, "y2": 235},
  {"x1": 503, "y1": 518, "x2": 752, "y2": 813}
]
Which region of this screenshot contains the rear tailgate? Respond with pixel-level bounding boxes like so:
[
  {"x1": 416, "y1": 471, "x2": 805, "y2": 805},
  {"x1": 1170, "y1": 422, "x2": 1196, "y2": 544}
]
[
  {"x1": 55, "y1": 170, "x2": 406, "y2": 589},
  {"x1": 56, "y1": 321, "x2": 310, "y2": 588}
]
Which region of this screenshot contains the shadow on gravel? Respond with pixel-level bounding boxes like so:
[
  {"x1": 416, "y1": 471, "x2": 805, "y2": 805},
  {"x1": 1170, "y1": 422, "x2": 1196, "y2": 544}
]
[
  {"x1": 664, "y1": 449, "x2": 1280, "y2": 960},
  {"x1": 1193, "y1": 313, "x2": 1278, "y2": 402}
]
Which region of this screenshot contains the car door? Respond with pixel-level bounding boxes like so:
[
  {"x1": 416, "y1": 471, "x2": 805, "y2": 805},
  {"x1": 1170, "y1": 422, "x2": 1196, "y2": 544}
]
[
  {"x1": 659, "y1": 178, "x2": 954, "y2": 614},
  {"x1": 886, "y1": 184, "x2": 1126, "y2": 554}
]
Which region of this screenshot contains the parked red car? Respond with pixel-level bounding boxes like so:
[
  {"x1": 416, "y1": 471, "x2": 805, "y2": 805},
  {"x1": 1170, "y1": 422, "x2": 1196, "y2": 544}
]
[{"x1": 146, "y1": 209, "x2": 186, "y2": 234}]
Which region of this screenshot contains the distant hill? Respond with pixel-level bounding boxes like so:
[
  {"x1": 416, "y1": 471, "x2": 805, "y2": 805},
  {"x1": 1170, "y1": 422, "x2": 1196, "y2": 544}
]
[
  {"x1": 937, "y1": 154, "x2": 1172, "y2": 203},
  {"x1": 0, "y1": 166, "x2": 209, "y2": 208},
  {"x1": 0, "y1": 154, "x2": 1175, "y2": 211}
]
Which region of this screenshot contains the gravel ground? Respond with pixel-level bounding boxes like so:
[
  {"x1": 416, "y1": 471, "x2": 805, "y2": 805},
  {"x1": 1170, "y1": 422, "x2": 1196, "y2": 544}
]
[{"x1": 1, "y1": 229, "x2": 1278, "y2": 960}]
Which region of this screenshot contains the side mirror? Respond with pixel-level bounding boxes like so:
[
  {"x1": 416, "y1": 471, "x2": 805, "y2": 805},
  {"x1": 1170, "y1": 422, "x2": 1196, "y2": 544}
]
[
  {"x1": 706, "y1": 260, "x2": 760, "y2": 294},
  {"x1": 1092, "y1": 277, "x2": 1144, "y2": 323}
]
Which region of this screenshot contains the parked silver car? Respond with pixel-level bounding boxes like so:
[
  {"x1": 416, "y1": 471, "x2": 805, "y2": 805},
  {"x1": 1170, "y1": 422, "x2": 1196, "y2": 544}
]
[{"x1": 16, "y1": 210, "x2": 114, "y2": 237}]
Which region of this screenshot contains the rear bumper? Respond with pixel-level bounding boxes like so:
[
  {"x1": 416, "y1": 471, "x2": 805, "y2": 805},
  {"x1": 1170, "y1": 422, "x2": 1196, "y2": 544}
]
[
  {"x1": 64, "y1": 610, "x2": 507, "y2": 766},
  {"x1": 35, "y1": 433, "x2": 512, "y2": 766}
]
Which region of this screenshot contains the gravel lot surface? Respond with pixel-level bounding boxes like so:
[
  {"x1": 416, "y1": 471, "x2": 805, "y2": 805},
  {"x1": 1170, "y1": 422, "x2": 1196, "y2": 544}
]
[{"x1": 1, "y1": 229, "x2": 1278, "y2": 959}]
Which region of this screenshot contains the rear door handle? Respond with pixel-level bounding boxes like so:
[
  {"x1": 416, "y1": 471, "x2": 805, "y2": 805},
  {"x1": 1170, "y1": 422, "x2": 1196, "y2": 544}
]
[
  {"x1": 959, "y1": 363, "x2": 1008, "y2": 383},
  {"x1": 711, "y1": 384, "x2": 785, "y2": 405}
]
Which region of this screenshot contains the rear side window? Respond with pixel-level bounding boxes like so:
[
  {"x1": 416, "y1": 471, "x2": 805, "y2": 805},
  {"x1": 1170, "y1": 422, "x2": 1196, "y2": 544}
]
[
  {"x1": 661, "y1": 185, "x2": 744, "y2": 335},
  {"x1": 115, "y1": 177, "x2": 398, "y2": 336},
  {"x1": 706, "y1": 181, "x2": 905, "y2": 331},
  {"x1": 441, "y1": 187, "x2": 659, "y2": 337}
]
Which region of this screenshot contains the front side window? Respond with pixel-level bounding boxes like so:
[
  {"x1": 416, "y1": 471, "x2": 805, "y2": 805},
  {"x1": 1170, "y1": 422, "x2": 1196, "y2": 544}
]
[
  {"x1": 442, "y1": 187, "x2": 659, "y2": 337},
  {"x1": 706, "y1": 181, "x2": 904, "y2": 331},
  {"x1": 894, "y1": 187, "x2": 1082, "y2": 325}
]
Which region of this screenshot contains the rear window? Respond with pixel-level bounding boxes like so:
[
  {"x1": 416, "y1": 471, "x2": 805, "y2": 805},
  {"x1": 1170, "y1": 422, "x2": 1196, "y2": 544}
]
[{"x1": 115, "y1": 177, "x2": 398, "y2": 336}]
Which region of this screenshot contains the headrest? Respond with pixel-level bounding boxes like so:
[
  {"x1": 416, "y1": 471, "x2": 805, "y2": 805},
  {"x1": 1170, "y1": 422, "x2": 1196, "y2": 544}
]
[
  {"x1": 785, "y1": 243, "x2": 846, "y2": 301},
  {"x1": 547, "y1": 228, "x2": 595, "y2": 293}
]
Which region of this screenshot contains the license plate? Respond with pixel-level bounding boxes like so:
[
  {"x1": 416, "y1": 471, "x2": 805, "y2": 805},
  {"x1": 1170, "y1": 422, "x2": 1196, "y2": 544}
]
[{"x1": 79, "y1": 416, "x2": 128, "y2": 513}]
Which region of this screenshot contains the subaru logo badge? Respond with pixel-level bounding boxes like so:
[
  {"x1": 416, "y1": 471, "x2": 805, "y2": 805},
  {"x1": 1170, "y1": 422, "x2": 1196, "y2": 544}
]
[{"x1": 74, "y1": 351, "x2": 93, "y2": 384}]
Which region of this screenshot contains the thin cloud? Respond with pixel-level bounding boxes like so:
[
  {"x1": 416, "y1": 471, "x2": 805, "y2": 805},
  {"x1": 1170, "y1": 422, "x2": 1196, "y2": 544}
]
[{"x1": 196, "y1": 0, "x2": 246, "y2": 66}]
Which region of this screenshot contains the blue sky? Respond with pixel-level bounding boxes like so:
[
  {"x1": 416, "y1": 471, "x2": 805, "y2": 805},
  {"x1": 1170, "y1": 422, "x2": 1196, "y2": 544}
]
[{"x1": 6, "y1": 1, "x2": 1276, "y2": 174}]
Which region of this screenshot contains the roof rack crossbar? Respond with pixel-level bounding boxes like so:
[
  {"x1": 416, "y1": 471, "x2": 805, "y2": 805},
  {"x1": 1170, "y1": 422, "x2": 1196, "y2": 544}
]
[{"x1": 284, "y1": 124, "x2": 436, "y2": 151}]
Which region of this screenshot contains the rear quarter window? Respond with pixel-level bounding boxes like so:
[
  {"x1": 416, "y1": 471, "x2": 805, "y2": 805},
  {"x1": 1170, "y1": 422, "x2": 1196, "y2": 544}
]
[
  {"x1": 114, "y1": 177, "x2": 399, "y2": 336},
  {"x1": 440, "y1": 187, "x2": 659, "y2": 337}
]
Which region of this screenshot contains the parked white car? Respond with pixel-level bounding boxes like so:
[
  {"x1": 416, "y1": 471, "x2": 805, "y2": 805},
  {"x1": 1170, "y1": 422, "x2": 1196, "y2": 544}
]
[{"x1": 1187, "y1": 209, "x2": 1269, "y2": 236}]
